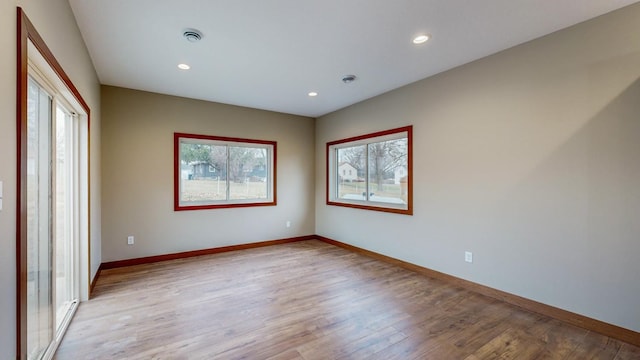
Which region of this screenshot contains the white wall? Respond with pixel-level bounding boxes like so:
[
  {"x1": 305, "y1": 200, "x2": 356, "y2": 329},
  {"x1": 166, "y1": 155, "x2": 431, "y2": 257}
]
[
  {"x1": 0, "y1": 1, "x2": 101, "y2": 357},
  {"x1": 316, "y1": 4, "x2": 640, "y2": 332},
  {"x1": 101, "y1": 86, "x2": 315, "y2": 262}
]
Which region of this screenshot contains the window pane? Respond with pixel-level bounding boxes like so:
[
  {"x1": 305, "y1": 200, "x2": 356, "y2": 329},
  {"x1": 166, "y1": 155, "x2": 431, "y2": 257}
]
[
  {"x1": 337, "y1": 145, "x2": 366, "y2": 201},
  {"x1": 27, "y1": 78, "x2": 54, "y2": 360},
  {"x1": 229, "y1": 146, "x2": 268, "y2": 200},
  {"x1": 55, "y1": 105, "x2": 76, "y2": 331},
  {"x1": 367, "y1": 138, "x2": 408, "y2": 205},
  {"x1": 181, "y1": 143, "x2": 228, "y2": 202}
]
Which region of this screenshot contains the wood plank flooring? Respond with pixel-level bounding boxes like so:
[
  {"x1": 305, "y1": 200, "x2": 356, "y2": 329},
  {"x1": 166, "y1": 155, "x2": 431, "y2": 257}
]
[{"x1": 55, "y1": 240, "x2": 640, "y2": 359}]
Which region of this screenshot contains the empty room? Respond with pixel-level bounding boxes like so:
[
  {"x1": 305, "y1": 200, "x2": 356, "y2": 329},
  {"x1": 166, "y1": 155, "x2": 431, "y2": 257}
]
[{"x1": 2, "y1": 0, "x2": 640, "y2": 359}]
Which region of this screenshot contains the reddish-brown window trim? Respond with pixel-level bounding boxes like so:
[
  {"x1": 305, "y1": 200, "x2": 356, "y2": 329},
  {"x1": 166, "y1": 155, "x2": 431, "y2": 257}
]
[
  {"x1": 326, "y1": 126, "x2": 413, "y2": 215},
  {"x1": 174, "y1": 132, "x2": 277, "y2": 211},
  {"x1": 16, "y1": 7, "x2": 92, "y2": 358}
]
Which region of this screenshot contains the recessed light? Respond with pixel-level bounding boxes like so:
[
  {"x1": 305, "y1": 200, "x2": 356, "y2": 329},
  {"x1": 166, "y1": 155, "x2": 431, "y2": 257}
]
[
  {"x1": 178, "y1": 63, "x2": 191, "y2": 70},
  {"x1": 412, "y1": 34, "x2": 430, "y2": 44},
  {"x1": 308, "y1": 91, "x2": 318, "y2": 97}
]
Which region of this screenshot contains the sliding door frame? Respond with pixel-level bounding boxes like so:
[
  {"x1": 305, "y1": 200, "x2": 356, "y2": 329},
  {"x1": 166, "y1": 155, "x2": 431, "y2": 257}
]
[{"x1": 16, "y1": 7, "x2": 91, "y2": 359}]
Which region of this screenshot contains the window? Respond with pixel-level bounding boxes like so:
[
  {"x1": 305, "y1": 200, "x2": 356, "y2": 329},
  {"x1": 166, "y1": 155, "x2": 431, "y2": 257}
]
[
  {"x1": 174, "y1": 133, "x2": 276, "y2": 210},
  {"x1": 326, "y1": 126, "x2": 412, "y2": 215}
]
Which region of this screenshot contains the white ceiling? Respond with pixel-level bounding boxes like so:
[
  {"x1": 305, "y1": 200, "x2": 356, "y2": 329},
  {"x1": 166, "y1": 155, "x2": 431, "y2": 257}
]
[{"x1": 69, "y1": 0, "x2": 639, "y2": 118}]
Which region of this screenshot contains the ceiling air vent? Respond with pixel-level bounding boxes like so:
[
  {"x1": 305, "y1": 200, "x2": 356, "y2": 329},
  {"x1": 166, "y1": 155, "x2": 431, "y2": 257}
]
[
  {"x1": 183, "y1": 29, "x2": 203, "y2": 43},
  {"x1": 342, "y1": 75, "x2": 357, "y2": 84}
]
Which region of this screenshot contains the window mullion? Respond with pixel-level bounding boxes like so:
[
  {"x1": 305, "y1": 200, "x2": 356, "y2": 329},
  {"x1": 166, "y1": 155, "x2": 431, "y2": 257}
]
[
  {"x1": 365, "y1": 143, "x2": 370, "y2": 202},
  {"x1": 225, "y1": 145, "x2": 230, "y2": 201},
  {"x1": 338, "y1": 149, "x2": 342, "y2": 200}
]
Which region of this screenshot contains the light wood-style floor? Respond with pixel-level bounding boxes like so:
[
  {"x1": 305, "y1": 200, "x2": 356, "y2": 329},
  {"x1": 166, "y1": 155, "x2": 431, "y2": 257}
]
[{"x1": 55, "y1": 240, "x2": 640, "y2": 359}]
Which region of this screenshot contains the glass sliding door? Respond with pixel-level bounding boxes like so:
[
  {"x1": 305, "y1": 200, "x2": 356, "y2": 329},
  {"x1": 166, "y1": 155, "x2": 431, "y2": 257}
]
[
  {"x1": 54, "y1": 104, "x2": 78, "y2": 332},
  {"x1": 26, "y1": 76, "x2": 54, "y2": 360},
  {"x1": 18, "y1": 11, "x2": 91, "y2": 359},
  {"x1": 26, "y1": 74, "x2": 80, "y2": 360}
]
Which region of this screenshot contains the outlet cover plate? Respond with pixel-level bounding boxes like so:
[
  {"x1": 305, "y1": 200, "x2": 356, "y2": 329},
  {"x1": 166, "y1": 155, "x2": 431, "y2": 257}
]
[{"x1": 465, "y1": 251, "x2": 473, "y2": 263}]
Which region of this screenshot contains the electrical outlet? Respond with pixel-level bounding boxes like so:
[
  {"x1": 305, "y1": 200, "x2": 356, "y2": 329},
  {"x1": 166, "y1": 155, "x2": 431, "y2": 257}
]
[
  {"x1": 286, "y1": 221, "x2": 291, "y2": 228},
  {"x1": 465, "y1": 251, "x2": 473, "y2": 263},
  {"x1": 127, "y1": 236, "x2": 134, "y2": 245}
]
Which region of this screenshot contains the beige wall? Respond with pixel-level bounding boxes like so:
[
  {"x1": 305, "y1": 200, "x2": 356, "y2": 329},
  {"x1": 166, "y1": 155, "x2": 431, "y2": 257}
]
[
  {"x1": 316, "y1": 4, "x2": 640, "y2": 332},
  {"x1": 0, "y1": 0, "x2": 102, "y2": 357},
  {"x1": 101, "y1": 86, "x2": 315, "y2": 262}
]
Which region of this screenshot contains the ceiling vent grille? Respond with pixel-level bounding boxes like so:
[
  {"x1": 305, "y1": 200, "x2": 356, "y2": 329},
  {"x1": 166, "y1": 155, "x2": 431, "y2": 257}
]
[
  {"x1": 342, "y1": 75, "x2": 357, "y2": 84},
  {"x1": 183, "y1": 29, "x2": 203, "y2": 43}
]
